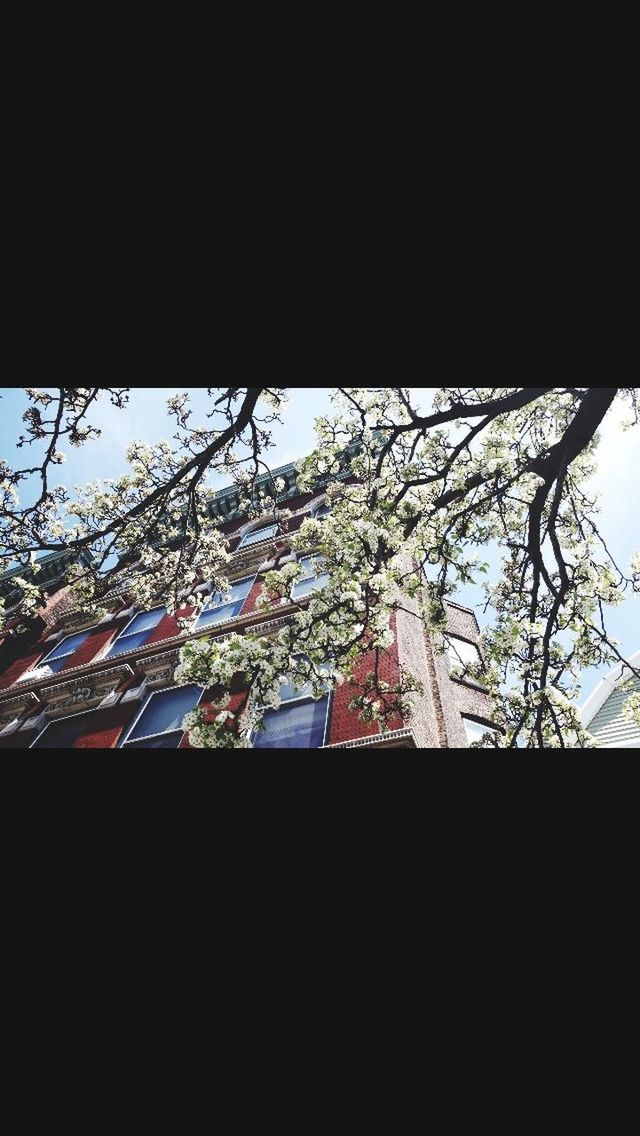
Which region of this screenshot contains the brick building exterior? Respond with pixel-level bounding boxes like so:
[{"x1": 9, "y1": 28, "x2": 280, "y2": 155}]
[{"x1": 0, "y1": 462, "x2": 495, "y2": 750}]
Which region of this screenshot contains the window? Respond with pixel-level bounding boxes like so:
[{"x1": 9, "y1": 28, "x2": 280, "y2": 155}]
[
  {"x1": 31, "y1": 710, "x2": 97, "y2": 748},
  {"x1": 252, "y1": 671, "x2": 330, "y2": 749},
  {"x1": 196, "y1": 577, "x2": 254, "y2": 629},
  {"x1": 238, "y1": 524, "x2": 279, "y2": 549},
  {"x1": 292, "y1": 556, "x2": 330, "y2": 600},
  {"x1": 107, "y1": 607, "x2": 166, "y2": 658},
  {"x1": 120, "y1": 685, "x2": 204, "y2": 749},
  {"x1": 446, "y1": 635, "x2": 481, "y2": 672},
  {"x1": 462, "y1": 716, "x2": 498, "y2": 746},
  {"x1": 37, "y1": 629, "x2": 91, "y2": 673},
  {"x1": 312, "y1": 501, "x2": 331, "y2": 519}
]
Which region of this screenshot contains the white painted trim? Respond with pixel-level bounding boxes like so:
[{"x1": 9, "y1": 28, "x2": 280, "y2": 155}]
[
  {"x1": 119, "y1": 683, "x2": 204, "y2": 748},
  {"x1": 580, "y1": 649, "x2": 640, "y2": 727},
  {"x1": 250, "y1": 688, "x2": 332, "y2": 749},
  {"x1": 30, "y1": 706, "x2": 95, "y2": 748},
  {"x1": 38, "y1": 628, "x2": 92, "y2": 669},
  {"x1": 195, "y1": 574, "x2": 257, "y2": 629},
  {"x1": 237, "y1": 522, "x2": 279, "y2": 549}
]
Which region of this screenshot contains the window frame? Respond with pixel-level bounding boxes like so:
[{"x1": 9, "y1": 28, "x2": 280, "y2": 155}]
[
  {"x1": 250, "y1": 676, "x2": 332, "y2": 749},
  {"x1": 462, "y1": 714, "x2": 499, "y2": 746},
  {"x1": 119, "y1": 683, "x2": 205, "y2": 748},
  {"x1": 30, "y1": 706, "x2": 99, "y2": 749},
  {"x1": 292, "y1": 555, "x2": 330, "y2": 600},
  {"x1": 195, "y1": 573, "x2": 257, "y2": 629},
  {"x1": 106, "y1": 606, "x2": 167, "y2": 659},
  {"x1": 36, "y1": 628, "x2": 92, "y2": 672},
  {"x1": 237, "y1": 523, "x2": 279, "y2": 550},
  {"x1": 446, "y1": 634, "x2": 482, "y2": 672}
]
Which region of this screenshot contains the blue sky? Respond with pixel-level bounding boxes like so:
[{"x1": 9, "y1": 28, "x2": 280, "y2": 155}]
[{"x1": 1, "y1": 385, "x2": 638, "y2": 703}]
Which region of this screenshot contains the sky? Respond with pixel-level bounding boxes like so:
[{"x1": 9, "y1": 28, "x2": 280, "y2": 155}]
[{"x1": 1, "y1": 385, "x2": 638, "y2": 704}]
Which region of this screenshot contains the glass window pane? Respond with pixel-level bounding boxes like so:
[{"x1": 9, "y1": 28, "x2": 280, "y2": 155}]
[
  {"x1": 208, "y1": 578, "x2": 253, "y2": 608},
  {"x1": 298, "y1": 557, "x2": 314, "y2": 578},
  {"x1": 447, "y1": 637, "x2": 481, "y2": 669},
  {"x1": 278, "y1": 677, "x2": 314, "y2": 702},
  {"x1": 196, "y1": 601, "x2": 241, "y2": 628},
  {"x1": 32, "y1": 713, "x2": 95, "y2": 748},
  {"x1": 122, "y1": 608, "x2": 166, "y2": 636},
  {"x1": 253, "y1": 698, "x2": 328, "y2": 749},
  {"x1": 40, "y1": 655, "x2": 75, "y2": 674},
  {"x1": 123, "y1": 731, "x2": 184, "y2": 749},
  {"x1": 239, "y1": 525, "x2": 278, "y2": 548},
  {"x1": 463, "y1": 717, "x2": 497, "y2": 745},
  {"x1": 128, "y1": 685, "x2": 203, "y2": 741},
  {"x1": 43, "y1": 630, "x2": 90, "y2": 662},
  {"x1": 293, "y1": 573, "x2": 329, "y2": 599},
  {"x1": 107, "y1": 629, "x2": 154, "y2": 658},
  {"x1": 314, "y1": 503, "x2": 331, "y2": 518}
]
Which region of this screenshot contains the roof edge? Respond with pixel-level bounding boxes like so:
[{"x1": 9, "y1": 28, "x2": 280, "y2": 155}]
[{"x1": 580, "y1": 650, "x2": 640, "y2": 727}]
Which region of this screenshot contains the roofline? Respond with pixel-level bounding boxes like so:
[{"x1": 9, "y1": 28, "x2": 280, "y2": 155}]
[{"x1": 580, "y1": 650, "x2": 640, "y2": 727}]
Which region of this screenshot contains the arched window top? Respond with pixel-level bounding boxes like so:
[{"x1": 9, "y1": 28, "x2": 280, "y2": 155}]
[
  {"x1": 309, "y1": 496, "x2": 331, "y2": 519},
  {"x1": 237, "y1": 521, "x2": 279, "y2": 549}
]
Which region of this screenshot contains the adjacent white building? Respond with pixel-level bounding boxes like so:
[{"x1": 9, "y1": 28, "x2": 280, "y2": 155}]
[{"x1": 581, "y1": 650, "x2": 640, "y2": 748}]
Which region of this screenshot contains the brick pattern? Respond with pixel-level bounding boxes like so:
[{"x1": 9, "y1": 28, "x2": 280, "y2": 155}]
[
  {"x1": 59, "y1": 626, "x2": 118, "y2": 671},
  {"x1": 329, "y1": 617, "x2": 404, "y2": 745},
  {"x1": 242, "y1": 578, "x2": 264, "y2": 616},
  {"x1": 73, "y1": 703, "x2": 137, "y2": 749},
  {"x1": 146, "y1": 612, "x2": 183, "y2": 646},
  {"x1": 0, "y1": 648, "x2": 46, "y2": 691}
]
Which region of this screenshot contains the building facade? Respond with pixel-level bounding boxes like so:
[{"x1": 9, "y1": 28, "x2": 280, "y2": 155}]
[{"x1": 0, "y1": 462, "x2": 495, "y2": 750}]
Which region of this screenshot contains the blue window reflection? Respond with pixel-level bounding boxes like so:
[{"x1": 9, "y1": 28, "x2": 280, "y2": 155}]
[
  {"x1": 253, "y1": 697, "x2": 329, "y2": 749},
  {"x1": 31, "y1": 711, "x2": 96, "y2": 748},
  {"x1": 122, "y1": 685, "x2": 204, "y2": 747},
  {"x1": 252, "y1": 661, "x2": 330, "y2": 749},
  {"x1": 238, "y1": 524, "x2": 278, "y2": 549},
  {"x1": 292, "y1": 557, "x2": 329, "y2": 599},
  {"x1": 107, "y1": 607, "x2": 166, "y2": 658},
  {"x1": 38, "y1": 629, "x2": 91, "y2": 671},
  {"x1": 196, "y1": 577, "x2": 254, "y2": 629}
]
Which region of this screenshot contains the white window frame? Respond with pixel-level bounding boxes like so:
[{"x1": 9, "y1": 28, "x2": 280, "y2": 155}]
[
  {"x1": 107, "y1": 606, "x2": 166, "y2": 657},
  {"x1": 462, "y1": 715, "x2": 498, "y2": 746},
  {"x1": 237, "y1": 523, "x2": 279, "y2": 550},
  {"x1": 292, "y1": 555, "x2": 329, "y2": 600},
  {"x1": 250, "y1": 680, "x2": 332, "y2": 749},
  {"x1": 446, "y1": 635, "x2": 482, "y2": 671},
  {"x1": 196, "y1": 574, "x2": 256, "y2": 629},
  {"x1": 311, "y1": 500, "x2": 331, "y2": 519},
  {"x1": 119, "y1": 683, "x2": 205, "y2": 748},
  {"x1": 30, "y1": 706, "x2": 99, "y2": 749},
  {"x1": 36, "y1": 628, "x2": 92, "y2": 672}
]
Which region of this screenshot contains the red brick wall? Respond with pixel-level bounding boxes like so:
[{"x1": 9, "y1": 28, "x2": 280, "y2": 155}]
[
  {"x1": 0, "y1": 648, "x2": 46, "y2": 690},
  {"x1": 180, "y1": 689, "x2": 246, "y2": 749},
  {"x1": 328, "y1": 617, "x2": 403, "y2": 744},
  {"x1": 146, "y1": 612, "x2": 183, "y2": 646},
  {"x1": 242, "y1": 578, "x2": 264, "y2": 616},
  {"x1": 73, "y1": 703, "x2": 137, "y2": 748},
  {"x1": 59, "y1": 626, "x2": 119, "y2": 671}
]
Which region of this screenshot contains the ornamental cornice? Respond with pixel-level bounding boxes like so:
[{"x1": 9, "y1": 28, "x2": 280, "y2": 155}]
[
  {"x1": 42, "y1": 664, "x2": 134, "y2": 719},
  {"x1": 0, "y1": 690, "x2": 41, "y2": 730},
  {"x1": 135, "y1": 649, "x2": 182, "y2": 688}
]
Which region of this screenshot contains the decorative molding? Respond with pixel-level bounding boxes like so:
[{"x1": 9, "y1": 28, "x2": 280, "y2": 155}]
[
  {"x1": 322, "y1": 728, "x2": 417, "y2": 750},
  {"x1": 0, "y1": 690, "x2": 41, "y2": 730},
  {"x1": 42, "y1": 665, "x2": 134, "y2": 719},
  {"x1": 244, "y1": 614, "x2": 293, "y2": 638},
  {"x1": 136, "y1": 649, "x2": 182, "y2": 688},
  {"x1": 20, "y1": 710, "x2": 48, "y2": 734}
]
